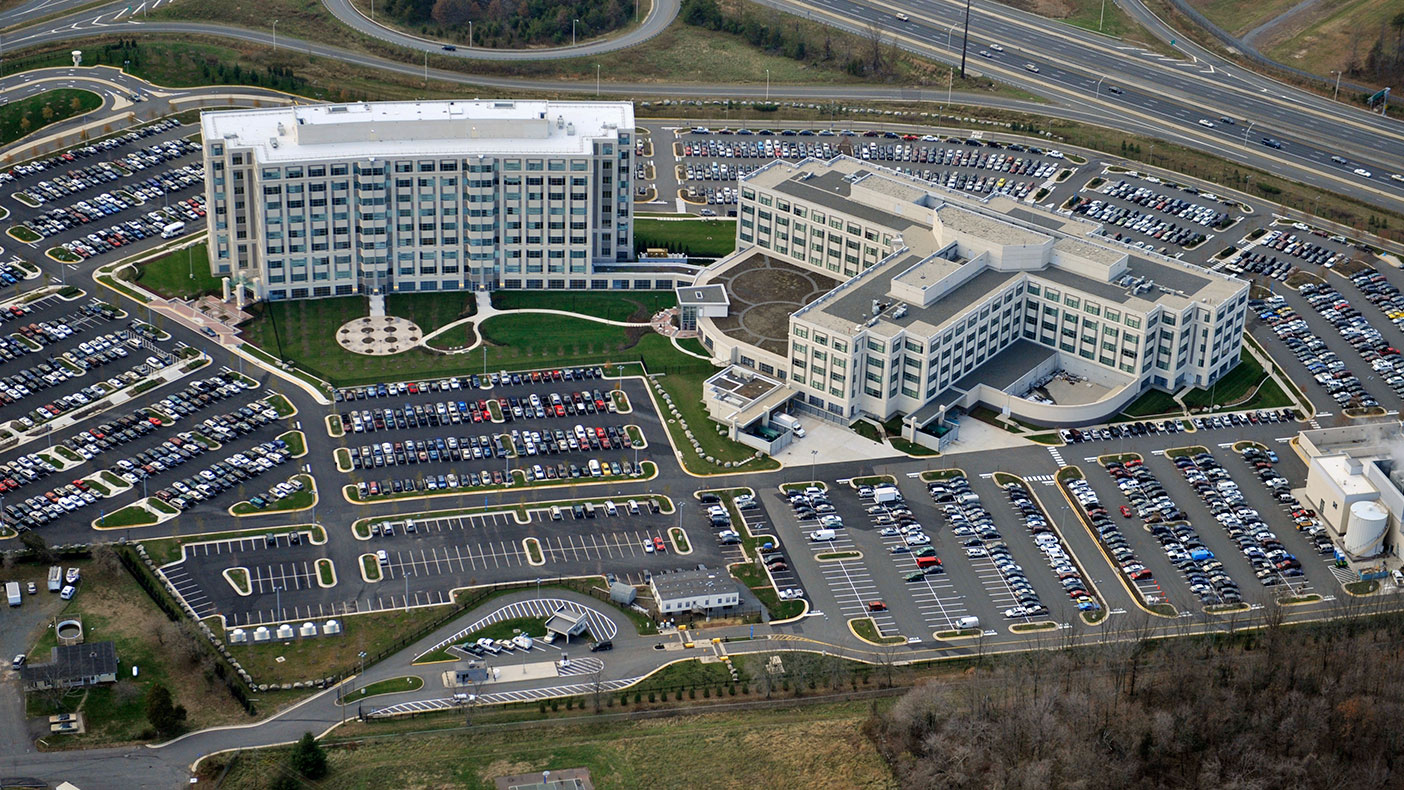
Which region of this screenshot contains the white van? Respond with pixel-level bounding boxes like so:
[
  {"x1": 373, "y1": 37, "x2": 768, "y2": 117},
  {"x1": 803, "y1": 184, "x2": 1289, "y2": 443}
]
[
  {"x1": 627, "y1": 499, "x2": 640, "y2": 515},
  {"x1": 954, "y1": 615, "x2": 980, "y2": 629},
  {"x1": 809, "y1": 528, "x2": 836, "y2": 542},
  {"x1": 376, "y1": 550, "x2": 389, "y2": 566},
  {"x1": 588, "y1": 459, "x2": 602, "y2": 477},
  {"x1": 604, "y1": 501, "x2": 618, "y2": 517},
  {"x1": 550, "y1": 506, "x2": 563, "y2": 521}
]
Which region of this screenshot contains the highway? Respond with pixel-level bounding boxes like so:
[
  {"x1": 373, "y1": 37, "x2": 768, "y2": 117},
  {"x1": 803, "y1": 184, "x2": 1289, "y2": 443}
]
[{"x1": 3, "y1": 0, "x2": 1404, "y2": 211}]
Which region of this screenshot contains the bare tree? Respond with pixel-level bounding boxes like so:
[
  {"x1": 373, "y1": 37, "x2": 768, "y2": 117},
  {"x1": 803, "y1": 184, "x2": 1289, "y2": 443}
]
[{"x1": 866, "y1": 24, "x2": 884, "y2": 76}]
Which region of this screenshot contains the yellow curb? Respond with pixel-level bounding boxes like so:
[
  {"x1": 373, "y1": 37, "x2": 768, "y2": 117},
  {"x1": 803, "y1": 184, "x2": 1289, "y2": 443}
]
[
  {"x1": 625, "y1": 423, "x2": 648, "y2": 450},
  {"x1": 919, "y1": 467, "x2": 968, "y2": 482},
  {"x1": 1009, "y1": 621, "x2": 1059, "y2": 634},
  {"x1": 325, "y1": 414, "x2": 344, "y2": 437},
  {"x1": 815, "y1": 551, "x2": 864, "y2": 563},
  {"x1": 334, "y1": 448, "x2": 353, "y2": 472},
  {"x1": 280, "y1": 429, "x2": 307, "y2": 459},
  {"x1": 932, "y1": 629, "x2": 982, "y2": 642}
]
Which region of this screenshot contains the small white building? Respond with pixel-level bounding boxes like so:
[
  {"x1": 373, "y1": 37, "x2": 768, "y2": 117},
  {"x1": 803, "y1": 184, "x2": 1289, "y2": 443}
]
[
  {"x1": 650, "y1": 568, "x2": 740, "y2": 614},
  {"x1": 1299, "y1": 421, "x2": 1404, "y2": 569}
]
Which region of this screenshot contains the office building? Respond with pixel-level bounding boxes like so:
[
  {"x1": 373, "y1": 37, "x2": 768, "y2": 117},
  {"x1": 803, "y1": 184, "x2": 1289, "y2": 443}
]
[
  {"x1": 200, "y1": 100, "x2": 637, "y2": 300},
  {"x1": 688, "y1": 157, "x2": 1250, "y2": 444},
  {"x1": 650, "y1": 568, "x2": 740, "y2": 614}
]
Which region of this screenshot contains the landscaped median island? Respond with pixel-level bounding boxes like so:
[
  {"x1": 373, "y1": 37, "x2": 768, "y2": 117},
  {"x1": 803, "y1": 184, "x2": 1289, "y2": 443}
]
[
  {"x1": 850, "y1": 617, "x2": 905, "y2": 645},
  {"x1": 95, "y1": 503, "x2": 160, "y2": 529},
  {"x1": 342, "y1": 676, "x2": 424, "y2": 703},
  {"x1": 315, "y1": 558, "x2": 336, "y2": 588},
  {"x1": 230, "y1": 473, "x2": 317, "y2": 516},
  {"x1": 278, "y1": 429, "x2": 307, "y2": 457},
  {"x1": 361, "y1": 554, "x2": 384, "y2": 583}
]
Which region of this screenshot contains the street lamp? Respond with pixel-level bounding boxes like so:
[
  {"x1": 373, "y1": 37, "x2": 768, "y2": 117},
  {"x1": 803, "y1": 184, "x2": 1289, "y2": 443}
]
[
  {"x1": 595, "y1": 64, "x2": 600, "y2": 97},
  {"x1": 810, "y1": 449, "x2": 817, "y2": 484},
  {"x1": 1243, "y1": 120, "x2": 1256, "y2": 148},
  {"x1": 1331, "y1": 70, "x2": 1342, "y2": 102},
  {"x1": 1094, "y1": 75, "x2": 1105, "y2": 99},
  {"x1": 765, "y1": 68, "x2": 770, "y2": 102},
  {"x1": 946, "y1": 22, "x2": 957, "y2": 50},
  {"x1": 572, "y1": 18, "x2": 580, "y2": 47},
  {"x1": 272, "y1": 20, "x2": 279, "y2": 51},
  {"x1": 273, "y1": 584, "x2": 282, "y2": 621}
]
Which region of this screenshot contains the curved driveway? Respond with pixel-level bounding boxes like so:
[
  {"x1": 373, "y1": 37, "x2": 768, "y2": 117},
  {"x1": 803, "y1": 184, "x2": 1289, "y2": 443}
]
[{"x1": 321, "y1": 0, "x2": 679, "y2": 60}]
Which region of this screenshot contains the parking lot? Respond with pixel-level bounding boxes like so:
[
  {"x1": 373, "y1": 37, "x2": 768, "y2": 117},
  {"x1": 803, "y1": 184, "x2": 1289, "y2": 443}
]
[
  {"x1": 335, "y1": 367, "x2": 652, "y2": 499},
  {"x1": 3, "y1": 119, "x2": 204, "y2": 260},
  {"x1": 668, "y1": 127, "x2": 1075, "y2": 212},
  {"x1": 1067, "y1": 176, "x2": 1231, "y2": 253}
]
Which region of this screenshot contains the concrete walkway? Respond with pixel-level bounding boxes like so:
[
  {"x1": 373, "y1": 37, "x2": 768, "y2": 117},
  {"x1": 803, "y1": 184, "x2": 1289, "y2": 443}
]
[
  {"x1": 420, "y1": 302, "x2": 657, "y2": 355},
  {"x1": 771, "y1": 420, "x2": 903, "y2": 465}
]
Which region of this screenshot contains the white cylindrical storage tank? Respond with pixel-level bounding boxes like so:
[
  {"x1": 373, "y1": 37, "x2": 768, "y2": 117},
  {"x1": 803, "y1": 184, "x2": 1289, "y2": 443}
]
[
  {"x1": 1345, "y1": 500, "x2": 1389, "y2": 557},
  {"x1": 299, "y1": 622, "x2": 318, "y2": 638},
  {"x1": 230, "y1": 628, "x2": 247, "y2": 644},
  {"x1": 322, "y1": 619, "x2": 342, "y2": 636},
  {"x1": 253, "y1": 626, "x2": 271, "y2": 642}
]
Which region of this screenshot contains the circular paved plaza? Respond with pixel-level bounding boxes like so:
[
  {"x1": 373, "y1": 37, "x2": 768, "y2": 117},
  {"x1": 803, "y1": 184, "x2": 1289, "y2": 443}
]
[
  {"x1": 336, "y1": 315, "x2": 423, "y2": 356},
  {"x1": 709, "y1": 254, "x2": 837, "y2": 356}
]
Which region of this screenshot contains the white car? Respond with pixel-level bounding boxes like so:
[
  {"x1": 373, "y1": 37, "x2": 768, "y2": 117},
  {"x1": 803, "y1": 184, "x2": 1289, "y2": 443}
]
[
  {"x1": 1198, "y1": 119, "x2": 1215, "y2": 128},
  {"x1": 1003, "y1": 607, "x2": 1028, "y2": 619},
  {"x1": 642, "y1": 540, "x2": 654, "y2": 553},
  {"x1": 905, "y1": 533, "x2": 931, "y2": 546},
  {"x1": 895, "y1": 12, "x2": 909, "y2": 21},
  {"x1": 1024, "y1": 63, "x2": 1040, "y2": 73},
  {"x1": 989, "y1": 43, "x2": 1004, "y2": 51},
  {"x1": 966, "y1": 547, "x2": 988, "y2": 557},
  {"x1": 1354, "y1": 168, "x2": 1373, "y2": 178},
  {"x1": 778, "y1": 588, "x2": 805, "y2": 600}
]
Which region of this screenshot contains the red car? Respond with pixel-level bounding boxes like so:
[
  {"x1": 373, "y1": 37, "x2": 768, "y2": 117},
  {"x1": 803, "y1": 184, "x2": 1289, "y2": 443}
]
[
  {"x1": 868, "y1": 601, "x2": 888, "y2": 612},
  {"x1": 1119, "y1": 505, "x2": 1133, "y2": 518},
  {"x1": 1128, "y1": 568, "x2": 1153, "y2": 580},
  {"x1": 653, "y1": 536, "x2": 666, "y2": 553}
]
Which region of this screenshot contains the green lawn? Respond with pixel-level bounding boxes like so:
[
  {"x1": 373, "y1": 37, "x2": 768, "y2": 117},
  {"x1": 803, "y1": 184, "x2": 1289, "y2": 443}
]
[
  {"x1": 634, "y1": 218, "x2": 738, "y2": 259},
  {"x1": 239, "y1": 297, "x2": 701, "y2": 386},
  {"x1": 1120, "y1": 389, "x2": 1182, "y2": 419},
  {"x1": 650, "y1": 370, "x2": 780, "y2": 474},
  {"x1": 135, "y1": 243, "x2": 221, "y2": 300},
  {"x1": 385, "y1": 291, "x2": 476, "y2": 332},
  {"x1": 278, "y1": 429, "x2": 306, "y2": 457},
  {"x1": 226, "y1": 606, "x2": 453, "y2": 686},
  {"x1": 345, "y1": 675, "x2": 424, "y2": 701},
  {"x1": 462, "y1": 616, "x2": 549, "y2": 644},
  {"x1": 97, "y1": 504, "x2": 156, "y2": 528},
  {"x1": 0, "y1": 89, "x2": 101, "y2": 146},
  {"x1": 490, "y1": 291, "x2": 676, "y2": 322},
  {"x1": 230, "y1": 474, "x2": 315, "y2": 515},
  {"x1": 1181, "y1": 351, "x2": 1271, "y2": 410},
  {"x1": 1188, "y1": 0, "x2": 1303, "y2": 36}
]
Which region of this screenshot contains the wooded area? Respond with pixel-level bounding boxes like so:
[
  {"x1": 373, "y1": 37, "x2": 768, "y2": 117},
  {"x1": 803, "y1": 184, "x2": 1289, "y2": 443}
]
[{"x1": 372, "y1": 0, "x2": 632, "y2": 48}]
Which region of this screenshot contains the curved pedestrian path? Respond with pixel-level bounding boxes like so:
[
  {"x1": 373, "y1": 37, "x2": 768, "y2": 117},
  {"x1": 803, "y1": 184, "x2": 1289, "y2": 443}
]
[
  {"x1": 420, "y1": 300, "x2": 656, "y2": 355},
  {"x1": 321, "y1": 0, "x2": 679, "y2": 61}
]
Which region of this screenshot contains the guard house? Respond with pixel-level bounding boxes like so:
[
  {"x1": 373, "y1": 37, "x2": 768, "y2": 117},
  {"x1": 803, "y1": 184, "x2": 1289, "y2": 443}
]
[
  {"x1": 544, "y1": 607, "x2": 591, "y2": 641},
  {"x1": 676, "y1": 284, "x2": 729, "y2": 334},
  {"x1": 21, "y1": 641, "x2": 118, "y2": 691}
]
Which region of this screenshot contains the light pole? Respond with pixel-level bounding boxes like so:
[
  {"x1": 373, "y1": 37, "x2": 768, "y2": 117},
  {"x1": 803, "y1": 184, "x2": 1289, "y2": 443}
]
[
  {"x1": 1243, "y1": 120, "x2": 1255, "y2": 148},
  {"x1": 272, "y1": 20, "x2": 278, "y2": 51},
  {"x1": 1094, "y1": 75, "x2": 1104, "y2": 99},
  {"x1": 572, "y1": 18, "x2": 579, "y2": 47},
  {"x1": 1099, "y1": 0, "x2": 1107, "y2": 32},
  {"x1": 765, "y1": 69, "x2": 770, "y2": 102},
  {"x1": 947, "y1": 68, "x2": 954, "y2": 106},
  {"x1": 810, "y1": 449, "x2": 817, "y2": 484},
  {"x1": 1331, "y1": 70, "x2": 1342, "y2": 102},
  {"x1": 423, "y1": 50, "x2": 428, "y2": 85},
  {"x1": 946, "y1": 22, "x2": 957, "y2": 50},
  {"x1": 595, "y1": 64, "x2": 600, "y2": 97},
  {"x1": 959, "y1": 0, "x2": 972, "y2": 78},
  {"x1": 273, "y1": 584, "x2": 282, "y2": 622}
]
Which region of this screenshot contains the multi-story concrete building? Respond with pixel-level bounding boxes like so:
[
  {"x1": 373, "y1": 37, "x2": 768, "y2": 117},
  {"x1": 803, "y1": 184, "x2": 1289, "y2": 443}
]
[
  {"x1": 200, "y1": 100, "x2": 638, "y2": 300},
  {"x1": 689, "y1": 157, "x2": 1250, "y2": 443}
]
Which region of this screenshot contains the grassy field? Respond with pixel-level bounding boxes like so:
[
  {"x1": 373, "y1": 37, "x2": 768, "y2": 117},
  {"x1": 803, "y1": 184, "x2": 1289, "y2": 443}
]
[
  {"x1": 649, "y1": 369, "x2": 781, "y2": 474},
  {"x1": 490, "y1": 291, "x2": 675, "y2": 322},
  {"x1": 634, "y1": 218, "x2": 738, "y2": 259},
  {"x1": 24, "y1": 558, "x2": 253, "y2": 744},
  {"x1": 1188, "y1": 0, "x2": 1305, "y2": 36},
  {"x1": 226, "y1": 606, "x2": 456, "y2": 686},
  {"x1": 147, "y1": 0, "x2": 931, "y2": 88},
  {"x1": 344, "y1": 675, "x2": 423, "y2": 702},
  {"x1": 135, "y1": 243, "x2": 222, "y2": 300},
  {"x1": 217, "y1": 697, "x2": 893, "y2": 789},
  {"x1": 0, "y1": 89, "x2": 101, "y2": 146},
  {"x1": 1262, "y1": 0, "x2": 1400, "y2": 86}
]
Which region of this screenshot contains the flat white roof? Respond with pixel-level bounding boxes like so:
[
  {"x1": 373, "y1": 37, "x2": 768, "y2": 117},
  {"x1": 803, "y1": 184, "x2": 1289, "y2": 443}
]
[{"x1": 202, "y1": 100, "x2": 633, "y2": 163}]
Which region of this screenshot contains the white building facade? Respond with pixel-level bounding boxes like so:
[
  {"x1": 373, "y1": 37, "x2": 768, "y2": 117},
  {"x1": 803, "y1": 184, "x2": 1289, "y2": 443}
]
[
  {"x1": 692, "y1": 157, "x2": 1251, "y2": 430},
  {"x1": 200, "y1": 100, "x2": 636, "y2": 300}
]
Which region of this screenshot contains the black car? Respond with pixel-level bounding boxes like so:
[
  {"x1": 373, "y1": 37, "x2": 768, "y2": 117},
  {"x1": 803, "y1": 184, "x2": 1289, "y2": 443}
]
[{"x1": 589, "y1": 640, "x2": 613, "y2": 652}]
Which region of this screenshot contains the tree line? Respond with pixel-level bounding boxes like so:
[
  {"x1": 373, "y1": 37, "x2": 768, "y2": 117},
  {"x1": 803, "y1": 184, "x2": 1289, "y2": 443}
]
[
  {"x1": 682, "y1": 0, "x2": 896, "y2": 78},
  {"x1": 374, "y1": 0, "x2": 631, "y2": 48},
  {"x1": 867, "y1": 604, "x2": 1404, "y2": 788}
]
